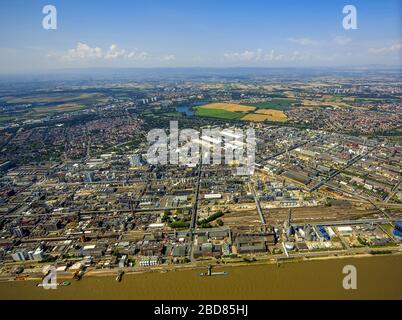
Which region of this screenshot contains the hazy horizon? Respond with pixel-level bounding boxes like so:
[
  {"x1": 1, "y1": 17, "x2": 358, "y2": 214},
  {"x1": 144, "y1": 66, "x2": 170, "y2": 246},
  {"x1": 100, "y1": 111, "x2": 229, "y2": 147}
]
[{"x1": 0, "y1": 0, "x2": 401, "y2": 73}]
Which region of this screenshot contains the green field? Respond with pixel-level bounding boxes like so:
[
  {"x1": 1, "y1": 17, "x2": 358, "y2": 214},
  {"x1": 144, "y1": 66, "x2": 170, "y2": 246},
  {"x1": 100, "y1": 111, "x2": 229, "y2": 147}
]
[
  {"x1": 3, "y1": 93, "x2": 107, "y2": 105},
  {"x1": 0, "y1": 116, "x2": 16, "y2": 123},
  {"x1": 195, "y1": 107, "x2": 243, "y2": 120},
  {"x1": 244, "y1": 99, "x2": 296, "y2": 111},
  {"x1": 32, "y1": 104, "x2": 87, "y2": 114}
]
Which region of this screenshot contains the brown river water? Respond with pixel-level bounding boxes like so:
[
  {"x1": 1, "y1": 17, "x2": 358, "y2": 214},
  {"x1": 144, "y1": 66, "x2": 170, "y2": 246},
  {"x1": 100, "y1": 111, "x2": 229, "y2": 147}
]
[{"x1": 0, "y1": 255, "x2": 401, "y2": 300}]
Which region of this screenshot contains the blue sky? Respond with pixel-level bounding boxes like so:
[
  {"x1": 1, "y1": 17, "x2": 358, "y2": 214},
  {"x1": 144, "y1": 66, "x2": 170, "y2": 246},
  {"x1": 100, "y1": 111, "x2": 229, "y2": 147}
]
[{"x1": 0, "y1": 0, "x2": 401, "y2": 72}]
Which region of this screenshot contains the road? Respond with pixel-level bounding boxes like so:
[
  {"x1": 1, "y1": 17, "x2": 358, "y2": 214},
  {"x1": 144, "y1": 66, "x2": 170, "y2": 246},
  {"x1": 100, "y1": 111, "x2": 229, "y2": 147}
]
[
  {"x1": 189, "y1": 158, "x2": 203, "y2": 261},
  {"x1": 309, "y1": 147, "x2": 376, "y2": 193},
  {"x1": 293, "y1": 217, "x2": 396, "y2": 227},
  {"x1": 281, "y1": 245, "x2": 402, "y2": 260},
  {"x1": 384, "y1": 178, "x2": 402, "y2": 203},
  {"x1": 248, "y1": 180, "x2": 266, "y2": 225}
]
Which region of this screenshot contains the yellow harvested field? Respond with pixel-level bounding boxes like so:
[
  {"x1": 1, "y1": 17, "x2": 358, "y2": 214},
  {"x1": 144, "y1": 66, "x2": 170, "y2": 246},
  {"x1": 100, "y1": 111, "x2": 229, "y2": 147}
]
[
  {"x1": 241, "y1": 113, "x2": 286, "y2": 122},
  {"x1": 301, "y1": 100, "x2": 350, "y2": 108},
  {"x1": 241, "y1": 114, "x2": 271, "y2": 121},
  {"x1": 200, "y1": 103, "x2": 256, "y2": 112},
  {"x1": 301, "y1": 100, "x2": 323, "y2": 106},
  {"x1": 239, "y1": 109, "x2": 288, "y2": 122},
  {"x1": 283, "y1": 91, "x2": 296, "y2": 98},
  {"x1": 255, "y1": 109, "x2": 287, "y2": 120}
]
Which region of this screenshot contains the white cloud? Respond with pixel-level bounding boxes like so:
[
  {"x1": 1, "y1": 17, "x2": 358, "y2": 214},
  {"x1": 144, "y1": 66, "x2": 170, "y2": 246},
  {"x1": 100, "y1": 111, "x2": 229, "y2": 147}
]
[
  {"x1": 105, "y1": 44, "x2": 126, "y2": 59},
  {"x1": 288, "y1": 37, "x2": 319, "y2": 46},
  {"x1": 369, "y1": 42, "x2": 402, "y2": 54},
  {"x1": 263, "y1": 49, "x2": 284, "y2": 61},
  {"x1": 127, "y1": 49, "x2": 148, "y2": 60},
  {"x1": 224, "y1": 49, "x2": 285, "y2": 62},
  {"x1": 58, "y1": 43, "x2": 150, "y2": 62},
  {"x1": 160, "y1": 54, "x2": 176, "y2": 61},
  {"x1": 62, "y1": 42, "x2": 103, "y2": 61},
  {"x1": 224, "y1": 50, "x2": 262, "y2": 61},
  {"x1": 289, "y1": 51, "x2": 306, "y2": 61},
  {"x1": 333, "y1": 36, "x2": 352, "y2": 46}
]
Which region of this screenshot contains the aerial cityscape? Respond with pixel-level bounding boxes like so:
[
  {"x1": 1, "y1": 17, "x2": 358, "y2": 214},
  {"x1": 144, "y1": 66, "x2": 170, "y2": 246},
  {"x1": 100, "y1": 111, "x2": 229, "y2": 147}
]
[{"x1": 0, "y1": 0, "x2": 401, "y2": 302}]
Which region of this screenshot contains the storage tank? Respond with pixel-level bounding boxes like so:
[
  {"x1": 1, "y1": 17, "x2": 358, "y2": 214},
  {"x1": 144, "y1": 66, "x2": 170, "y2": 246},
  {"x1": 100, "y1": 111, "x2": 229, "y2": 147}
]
[{"x1": 285, "y1": 242, "x2": 295, "y2": 251}]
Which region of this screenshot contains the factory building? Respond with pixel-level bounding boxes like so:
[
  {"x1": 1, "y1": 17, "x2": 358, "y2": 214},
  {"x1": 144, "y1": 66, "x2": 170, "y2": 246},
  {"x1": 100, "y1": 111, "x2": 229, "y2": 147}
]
[
  {"x1": 129, "y1": 154, "x2": 143, "y2": 167},
  {"x1": 11, "y1": 251, "x2": 27, "y2": 261},
  {"x1": 235, "y1": 235, "x2": 267, "y2": 254},
  {"x1": 118, "y1": 255, "x2": 128, "y2": 268},
  {"x1": 12, "y1": 226, "x2": 24, "y2": 238},
  {"x1": 282, "y1": 170, "x2": 311, "y2": 186},
  {"x1": 139, "y1": 256, "x2": 161, "y2": 267},
  {"x1": 204, "y1": 193, "x2": 222, "y2": 200},
  {"x1": 84, "y1": 171, "x2": 95, "y2": 183},
  {"x1": 337, "y1": 226, "x2": 353, "y2": 235},
  {"x1": 26, "y1": 247, "x2": 45, "y2": 261}
]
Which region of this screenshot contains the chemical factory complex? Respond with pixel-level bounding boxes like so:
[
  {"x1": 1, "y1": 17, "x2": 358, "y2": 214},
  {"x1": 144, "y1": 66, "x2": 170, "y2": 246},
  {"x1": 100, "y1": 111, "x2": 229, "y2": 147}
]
[{"x1": 0, "y1": 69, "x2": 401, "y2": 282}]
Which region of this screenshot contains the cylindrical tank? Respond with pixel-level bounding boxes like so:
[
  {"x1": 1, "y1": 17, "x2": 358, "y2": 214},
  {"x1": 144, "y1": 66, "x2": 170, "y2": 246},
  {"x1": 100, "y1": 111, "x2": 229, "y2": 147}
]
[{"x1": 285, "y1": 242, "x2": 295, "y2": 251}]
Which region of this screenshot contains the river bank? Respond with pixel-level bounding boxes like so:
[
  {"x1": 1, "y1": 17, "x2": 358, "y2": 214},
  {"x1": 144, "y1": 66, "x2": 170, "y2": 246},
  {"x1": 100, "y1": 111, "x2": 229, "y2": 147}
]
[{"x1": 0, "y1": 254, "x2": 401, "y2": 299}]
